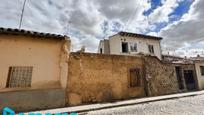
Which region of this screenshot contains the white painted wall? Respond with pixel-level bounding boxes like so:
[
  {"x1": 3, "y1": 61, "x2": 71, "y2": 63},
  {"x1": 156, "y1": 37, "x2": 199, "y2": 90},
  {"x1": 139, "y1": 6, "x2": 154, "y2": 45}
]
[
  {"x1": 107, "y1": 35, "x2": 162, "y2": 59},
  {"x1": 195, "y1": 61, "x2": 204, "y2": 90}
]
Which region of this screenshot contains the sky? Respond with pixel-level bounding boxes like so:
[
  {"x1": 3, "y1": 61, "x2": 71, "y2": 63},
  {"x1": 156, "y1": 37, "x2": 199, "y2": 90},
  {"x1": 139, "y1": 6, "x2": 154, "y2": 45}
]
[{"x1": 0, "y1": 0, "x2": 203, "y2": 57}]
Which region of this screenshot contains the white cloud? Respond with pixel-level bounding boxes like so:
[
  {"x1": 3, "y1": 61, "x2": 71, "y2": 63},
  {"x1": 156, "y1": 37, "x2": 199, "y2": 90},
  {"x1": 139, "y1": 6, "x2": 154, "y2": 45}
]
[
  {"x1": 0, "y1": 1, "x2": 22, "y2": 28},
  {"x1": 160, "y1": 0, "x2": 204, "y2": 57},
  {"x1": 0, "y1": 0, "x2": 201, "y2": 55},
  {"x1": 148, "y1": 0, "x2": 183, "y2": 23}
]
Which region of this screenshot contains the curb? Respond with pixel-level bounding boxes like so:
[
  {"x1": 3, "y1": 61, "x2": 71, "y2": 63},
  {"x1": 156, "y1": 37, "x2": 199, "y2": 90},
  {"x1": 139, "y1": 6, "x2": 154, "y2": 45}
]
[{"x1": 27, "y1": 90, "x2": 204, "y2": 114}]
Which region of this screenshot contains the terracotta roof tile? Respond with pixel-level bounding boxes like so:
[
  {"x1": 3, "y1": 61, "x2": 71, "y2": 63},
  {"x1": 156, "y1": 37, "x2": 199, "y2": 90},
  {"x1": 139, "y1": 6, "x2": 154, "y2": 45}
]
[{"x1": 0, "y1": 27, "x2": 69, "y2": 40}]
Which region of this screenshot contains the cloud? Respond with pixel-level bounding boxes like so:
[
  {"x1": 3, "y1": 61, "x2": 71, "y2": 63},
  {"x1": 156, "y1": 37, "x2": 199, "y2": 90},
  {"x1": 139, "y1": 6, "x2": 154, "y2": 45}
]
[
  {"x1": 160, "y1": 0, "x2": 204, "y2": 57},
  {"x1": 148, "y1": 0, "x2": 183, "y2": 23},
  {"x1": 0, "y1": 1, "x2": 22, "y2": 28},
  {"x1": 0, "y1": 0, "x2": 200, "y2": 55},
  {"x1": 0, "y1": 0, "x2": 154, "y2": 52}
]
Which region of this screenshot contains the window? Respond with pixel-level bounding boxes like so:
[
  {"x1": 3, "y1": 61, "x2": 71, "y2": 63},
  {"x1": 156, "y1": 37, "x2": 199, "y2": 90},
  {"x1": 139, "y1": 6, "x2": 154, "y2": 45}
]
[
  {"x1": 129, "y1": 68, "x2": 141, "y2": 87},
  {"x1": 200, "y1": 66, "x2": 204, "y2": 76},
  {"x1": 122, "y1": 42, "x2": 128, "y2": 53},
  {"x1": 148, "y1": 45, "x2": 154, "y2": 54},
  {"x1": 100, "y1": 48, "x2": 103, "y2": 54},
  {"x1": 130, "y1": 43, "x2": 137, "y2": 52},
  {"x1": 6, "y1": 66, "x2": 33, "y2": 88}
]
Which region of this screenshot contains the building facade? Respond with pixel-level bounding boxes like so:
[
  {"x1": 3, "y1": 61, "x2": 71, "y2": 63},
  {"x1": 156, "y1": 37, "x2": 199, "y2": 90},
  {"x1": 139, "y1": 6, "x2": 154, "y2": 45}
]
[
  {"x1": 195, "y1": 60, "x2": 204, "y2": 90},
  {"x1": 0, "y1": 28, "x2": 70, "y2": 111},
  {"x1": 98, "y1": 31, "x2": 162, "y2": 59},
  {"x1": 173, "y1": 63, "x2": 198, "y2": 92}
]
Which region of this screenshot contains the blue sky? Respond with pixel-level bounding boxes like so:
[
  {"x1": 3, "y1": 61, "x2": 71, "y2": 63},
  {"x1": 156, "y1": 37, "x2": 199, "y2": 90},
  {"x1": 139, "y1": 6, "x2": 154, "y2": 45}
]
[{"x1": 0, "y1": 0, "x2": 203, "y2": 57}]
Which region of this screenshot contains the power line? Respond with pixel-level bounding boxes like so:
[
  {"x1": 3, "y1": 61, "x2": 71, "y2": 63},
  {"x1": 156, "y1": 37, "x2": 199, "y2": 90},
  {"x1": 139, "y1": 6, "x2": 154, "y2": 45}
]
[
  {"x1": 19, "y1": 0, "x2": 27, "y2": 29},
  {"x1": 123, "y1": 1, "x2": 140, "y2": 31}
]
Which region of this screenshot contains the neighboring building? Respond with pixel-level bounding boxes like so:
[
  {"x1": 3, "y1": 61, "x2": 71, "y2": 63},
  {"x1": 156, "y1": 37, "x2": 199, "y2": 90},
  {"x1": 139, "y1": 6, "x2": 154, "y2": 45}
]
[
  {"x1": 195, "y1": 60, "x2": 204, "y2": 90},
  {"x1": 191, "y1": 56, "x2": 204, "y2": 90},
  {"x1": 98, "y1": 31, "x2": 163, "y2": 59},
  {"x1": 163, "y1": 55, "x2": 199, "y2": 92},
  {"x1": 173, "y1": 63, "x2": 198, "y2": 92},
  {"x1": 162, "y1": 54, "x2": 184, "y2": 63},
  {"x1": 0, "y1": 28, "x2": 70, "y2": 111}
]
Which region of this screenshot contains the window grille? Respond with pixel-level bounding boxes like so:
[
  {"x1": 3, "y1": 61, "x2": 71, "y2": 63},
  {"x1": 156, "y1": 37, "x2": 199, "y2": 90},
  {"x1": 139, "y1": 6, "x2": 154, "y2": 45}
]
[{"x1": 6, "y1": 66, "x2": 33, "y2": 88}]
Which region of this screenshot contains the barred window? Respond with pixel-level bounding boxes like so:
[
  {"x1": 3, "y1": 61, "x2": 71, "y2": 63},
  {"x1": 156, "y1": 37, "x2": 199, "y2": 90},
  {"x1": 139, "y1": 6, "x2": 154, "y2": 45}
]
[
  {"x1": 6, "y1": 66, "x2": 33, "y2": 88},
  {"x1": 129, "y1": 68, "x2": 141, "y2": 87}
]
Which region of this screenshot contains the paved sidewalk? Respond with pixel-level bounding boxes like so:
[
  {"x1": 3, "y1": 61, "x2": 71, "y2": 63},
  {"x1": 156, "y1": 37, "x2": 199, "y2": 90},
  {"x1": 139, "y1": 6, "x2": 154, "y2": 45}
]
[{"x1": 26, "y1": 90, "x2": 204, "y2": 114}]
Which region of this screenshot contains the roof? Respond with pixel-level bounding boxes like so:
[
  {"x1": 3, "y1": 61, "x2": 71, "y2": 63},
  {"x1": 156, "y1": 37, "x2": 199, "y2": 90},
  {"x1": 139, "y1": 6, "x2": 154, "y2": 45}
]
[
  {"x1": 0, "y1": 27, "x2": 69, "y2": 40},
  {"x1": 111, "y1": 31, "x2": 163, "y2": 40},
  {"x1": 190, "y1": 56, "x2": 204, "y2": 63},
  {"x1": 162, "y1": 54, "x2": 183, "y2": 59}
]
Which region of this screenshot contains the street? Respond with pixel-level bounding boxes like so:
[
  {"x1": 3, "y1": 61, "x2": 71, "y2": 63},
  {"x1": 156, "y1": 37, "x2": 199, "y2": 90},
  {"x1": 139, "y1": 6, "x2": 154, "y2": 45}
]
[{"x1": 84, "y1": 94, "x2": 204, "y2": 115}]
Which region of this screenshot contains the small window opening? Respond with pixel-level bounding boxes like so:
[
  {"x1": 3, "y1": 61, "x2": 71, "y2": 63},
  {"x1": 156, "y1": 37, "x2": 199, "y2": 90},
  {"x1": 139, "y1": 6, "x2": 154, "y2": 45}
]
[
  {"x1": 122, "y1": 42, "x2": 128, "y2": 53},
  {"x1": 129, "y1": 68, "x2": 141, "y2": 87},
  {"x1": 148, "y1": 45, "x2": 154, "y2": 54}
]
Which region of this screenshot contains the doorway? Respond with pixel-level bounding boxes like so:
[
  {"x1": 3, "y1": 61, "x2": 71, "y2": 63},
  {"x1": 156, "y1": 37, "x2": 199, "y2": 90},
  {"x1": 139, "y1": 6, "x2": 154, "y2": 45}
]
[
  {"x1": 183, "y1": 70, "x2": 196, "y2": 91},
  {"x1": 175, "y1": 66, "x2": 184, "y2": 90}
]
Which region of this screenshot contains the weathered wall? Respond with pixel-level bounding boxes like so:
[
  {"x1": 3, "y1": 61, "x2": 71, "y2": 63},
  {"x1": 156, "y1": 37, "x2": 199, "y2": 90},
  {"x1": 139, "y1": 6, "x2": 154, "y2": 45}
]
[
  {"x1": 67, "y1": 53, "x2": 146, "y2": 106},
  {"x1": 0, "y1": 35, "x2": 70, "y2": 89},
  {"x1": 195, "y1": 61, "x2": 204, "y2": 90},
  {"x1": 144, "y1": 56, "x2": 179, "y2": 96},
  {"x1": 173, "y1": 63, "x2": 198, "y2": 91},
  {"x1": 0, "y1": 88, "x2": 65, "y2": 112}
]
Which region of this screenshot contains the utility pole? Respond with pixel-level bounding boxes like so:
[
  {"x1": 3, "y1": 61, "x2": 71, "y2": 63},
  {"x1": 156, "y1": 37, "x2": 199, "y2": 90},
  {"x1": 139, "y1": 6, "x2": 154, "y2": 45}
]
[{"x1": 19, "y1": 0, "x2": 27, "y2": 29}]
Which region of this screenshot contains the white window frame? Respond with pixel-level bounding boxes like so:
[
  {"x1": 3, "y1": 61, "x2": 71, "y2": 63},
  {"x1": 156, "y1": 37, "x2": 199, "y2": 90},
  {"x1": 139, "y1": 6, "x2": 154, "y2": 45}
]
[
  {"x1": 148, "y1": 44, "x2": 154, "y2": 54},
  {"x1": 130, "y1": 43, "x2": 137, "y2": 52}
]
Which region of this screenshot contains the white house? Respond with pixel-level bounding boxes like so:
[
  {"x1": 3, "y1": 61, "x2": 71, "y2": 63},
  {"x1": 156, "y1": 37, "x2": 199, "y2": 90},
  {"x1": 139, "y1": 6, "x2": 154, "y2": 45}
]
[{"x1": 98, "y1": 31, "x2": 163, "y2": 59}]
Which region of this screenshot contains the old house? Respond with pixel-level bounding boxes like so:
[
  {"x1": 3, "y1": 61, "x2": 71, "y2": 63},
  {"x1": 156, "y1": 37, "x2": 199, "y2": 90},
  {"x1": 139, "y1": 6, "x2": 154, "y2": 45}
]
[
  {"x1": 195, "y1": 60, "x2": 204, "y2": 90},
  {"x1": 191, "y1": 56, "x2": 204, "y2": 90},
  {"x1": 0, "y1": 28, "x2": 70, "y2": 111},
  {"x1": 98, "y1": 31, "x2": 162, "y2": 59},
  {"x1": 173, "y1": 63, "x2": 198, "y2": 92}
]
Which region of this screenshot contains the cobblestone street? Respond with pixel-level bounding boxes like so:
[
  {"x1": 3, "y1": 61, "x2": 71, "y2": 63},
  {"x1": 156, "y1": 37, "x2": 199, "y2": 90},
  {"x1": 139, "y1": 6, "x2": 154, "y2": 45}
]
[{"x1": 85, "y1": 94, "x2": 204, "y2": 115}]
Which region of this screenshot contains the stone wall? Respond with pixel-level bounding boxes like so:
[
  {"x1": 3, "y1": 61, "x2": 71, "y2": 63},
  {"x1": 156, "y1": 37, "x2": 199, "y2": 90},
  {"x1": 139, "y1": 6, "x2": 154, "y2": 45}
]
[
  {"x1": 67, "y1": 53, "x2": 146, "y2": 106},
  {"x1": 144, "y1": 56, "x2": 179, "y2": 96}
]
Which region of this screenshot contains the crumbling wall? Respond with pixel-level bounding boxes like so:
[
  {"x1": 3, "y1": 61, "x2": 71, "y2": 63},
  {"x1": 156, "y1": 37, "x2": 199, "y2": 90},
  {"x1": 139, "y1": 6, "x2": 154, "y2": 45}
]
[
  {"x1": 145, "y1": 56, "x2": 179, "y2": 96},
  {"x1": 67, "y1": 53, "x2": 146, "y2": 106}
]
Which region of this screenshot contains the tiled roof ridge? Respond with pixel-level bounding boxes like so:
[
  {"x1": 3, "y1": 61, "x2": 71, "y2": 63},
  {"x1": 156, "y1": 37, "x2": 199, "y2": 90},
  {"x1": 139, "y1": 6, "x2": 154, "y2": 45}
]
[{"x1": 0, "y1": 27, "x2": 68, "y2": 40}]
